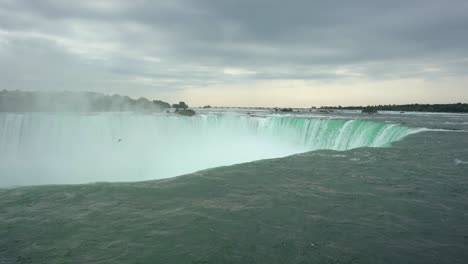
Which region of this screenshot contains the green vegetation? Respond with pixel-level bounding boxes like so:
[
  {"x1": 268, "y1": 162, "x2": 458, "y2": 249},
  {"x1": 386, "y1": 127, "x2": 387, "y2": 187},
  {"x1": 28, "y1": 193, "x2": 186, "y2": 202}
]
[
  {"x1": 321, "y1": 103, "x2": 468, "y2": 113},
  {"x1": 152, "y1": 100, "x2": 171, "y2": 109},
  {"x1": 361, "y1": 107, "x2": 378, "y2": 114},
  {"x1": 172, "y1": 101, "x2": 189, "y2": 110},
  {"x1": 0, "y1": 90, "x2": 171, "y2": 112},
  {"x1": 172, "y1": 101, "x2": 196, "y2": 116},
  {"x1": 274, "y1": 107, "x2": 294, "y2": 112}
]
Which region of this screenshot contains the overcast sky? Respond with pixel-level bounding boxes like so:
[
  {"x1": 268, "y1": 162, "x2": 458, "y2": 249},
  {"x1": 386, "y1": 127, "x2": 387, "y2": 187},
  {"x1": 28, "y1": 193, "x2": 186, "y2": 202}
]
[{"x1": 1, "y1": 0, "x2": 468, "y2": 107}]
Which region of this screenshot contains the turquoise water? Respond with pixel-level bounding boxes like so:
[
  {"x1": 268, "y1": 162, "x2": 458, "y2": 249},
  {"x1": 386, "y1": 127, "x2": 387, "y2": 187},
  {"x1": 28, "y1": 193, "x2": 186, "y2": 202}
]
[
  {"x1": 1, "y1": 111, "x2": 467, "y2": 263},
  {"x1": 0, "y1": 113, "x2": 419, "y2": 187}
]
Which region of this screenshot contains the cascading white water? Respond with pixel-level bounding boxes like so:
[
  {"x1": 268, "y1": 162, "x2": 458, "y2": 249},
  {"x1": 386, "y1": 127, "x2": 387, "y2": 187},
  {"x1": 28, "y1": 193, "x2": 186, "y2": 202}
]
[{"x1": 0, "y1": 112, "x2": 420, "y2": 187}]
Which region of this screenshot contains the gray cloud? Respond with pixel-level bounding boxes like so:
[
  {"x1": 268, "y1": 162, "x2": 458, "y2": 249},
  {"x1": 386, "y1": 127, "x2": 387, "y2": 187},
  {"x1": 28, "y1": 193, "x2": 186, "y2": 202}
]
[{"x1": 1, "y1": 0, "x2": 468, "y2": 99}]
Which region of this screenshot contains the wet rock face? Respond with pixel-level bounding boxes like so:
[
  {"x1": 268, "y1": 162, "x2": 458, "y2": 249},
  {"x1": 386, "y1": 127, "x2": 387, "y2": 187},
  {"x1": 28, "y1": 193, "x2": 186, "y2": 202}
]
[{"x1": 176, "y1": 109, "x2": 196, "y2": 116}]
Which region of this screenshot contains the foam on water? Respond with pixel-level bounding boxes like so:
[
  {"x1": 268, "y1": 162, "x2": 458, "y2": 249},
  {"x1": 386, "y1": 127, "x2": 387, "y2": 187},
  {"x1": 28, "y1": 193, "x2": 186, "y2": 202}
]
[
  {"x1": 0, "y1": 112, "x2": 420, "y2": 186},
  {"x1": 454, "y1": 159, "x2": 468, "y2": 165}
]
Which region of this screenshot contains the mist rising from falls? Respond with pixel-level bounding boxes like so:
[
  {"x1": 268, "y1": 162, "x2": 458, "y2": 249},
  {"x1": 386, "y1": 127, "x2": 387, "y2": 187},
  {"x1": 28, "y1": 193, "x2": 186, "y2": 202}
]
[{"x1": 0, "y1": 113, "x2": 420, "y2": 187}]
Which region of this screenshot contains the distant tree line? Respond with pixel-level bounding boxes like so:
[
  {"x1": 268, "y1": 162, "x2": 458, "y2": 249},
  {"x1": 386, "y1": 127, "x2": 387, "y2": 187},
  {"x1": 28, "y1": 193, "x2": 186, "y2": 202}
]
[
  {"x1": 170, "y1": 101, "x2": 196, "y2": 116},
  {"x1": 320, "y1": 103, "x2": 468, "y2": 113},
  {"x1": 0, "y1": 90, "x2": 172, "y2": 112},
  {"x1": 172, "y1": 101, "x2": 189, "y2": 110},
  {"x1": 273, "y1": 107, "x2": 294, "y2": 112}
]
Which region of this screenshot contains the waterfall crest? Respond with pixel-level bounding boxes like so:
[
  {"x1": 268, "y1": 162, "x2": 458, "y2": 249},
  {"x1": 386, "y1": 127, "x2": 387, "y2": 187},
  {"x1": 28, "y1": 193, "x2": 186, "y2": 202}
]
[{"x1": 0, "y1": 113, "x2": 420, "y2": 186}]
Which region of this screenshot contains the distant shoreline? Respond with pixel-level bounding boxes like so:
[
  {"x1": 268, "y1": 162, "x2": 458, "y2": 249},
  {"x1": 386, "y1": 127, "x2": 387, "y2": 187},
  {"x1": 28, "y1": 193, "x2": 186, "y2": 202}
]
[
  {"x1": 196, "y1": 104, "x2": 468, "y2": 114},
  {"x1": 319, "y1": 103, "x2": 468, "y2": 113},
  {"x1": 2, "y1": 90, "x2": 467, "y2": 114}
]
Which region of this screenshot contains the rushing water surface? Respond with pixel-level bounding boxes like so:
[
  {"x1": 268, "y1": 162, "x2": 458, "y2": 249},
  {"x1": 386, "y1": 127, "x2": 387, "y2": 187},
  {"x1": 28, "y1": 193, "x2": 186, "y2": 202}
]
[
  {"x1": 0, "y1": 111, "x2": 421, "y2": 187},
  {"x1": 1, "y1": 110, "x2": 468, "y2": 263}
]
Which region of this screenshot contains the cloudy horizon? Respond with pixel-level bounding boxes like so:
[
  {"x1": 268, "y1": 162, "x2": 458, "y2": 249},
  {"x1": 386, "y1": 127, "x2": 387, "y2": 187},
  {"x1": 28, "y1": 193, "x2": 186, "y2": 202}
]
[{"x1": 1, "y1": 0, "x2": 468, "y2": 107}]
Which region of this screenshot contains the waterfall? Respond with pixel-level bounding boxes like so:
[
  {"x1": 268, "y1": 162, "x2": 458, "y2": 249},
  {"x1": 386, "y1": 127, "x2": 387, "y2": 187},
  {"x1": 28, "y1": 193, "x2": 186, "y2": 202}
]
[{"x1": 0, "y1": 112, "x2": 420, "y2": 186}]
